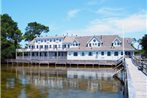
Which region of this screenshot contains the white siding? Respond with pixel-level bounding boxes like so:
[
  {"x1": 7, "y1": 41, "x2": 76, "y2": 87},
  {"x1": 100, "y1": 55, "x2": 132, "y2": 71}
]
[{"x1": 67, "y1": 51, "x2": 123, "y2": 60}]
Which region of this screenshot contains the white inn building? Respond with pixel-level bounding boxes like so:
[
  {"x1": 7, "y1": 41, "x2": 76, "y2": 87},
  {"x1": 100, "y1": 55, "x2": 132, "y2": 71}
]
[{"x1": 16, "y1": 35, "x2": 135, "y2": 61}]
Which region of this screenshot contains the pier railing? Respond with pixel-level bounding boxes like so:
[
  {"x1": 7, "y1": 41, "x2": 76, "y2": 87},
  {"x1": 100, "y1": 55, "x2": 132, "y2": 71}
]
[{"x1": 131, "y1": 56, "x2": 147, "y2": 75}]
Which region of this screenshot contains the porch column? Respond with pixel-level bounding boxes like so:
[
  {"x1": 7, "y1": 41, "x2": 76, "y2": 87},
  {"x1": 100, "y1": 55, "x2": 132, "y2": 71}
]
[
  {"x1": 57, "y1": 51, "x2": 58, "y2": 61},
  {"x1": 23, "y1": 51, "x2": 24, "y2": 60},
  {"x1": 30, "y1": 52, "x2": 32, "y2": 59},
  {"x1": 47, "y1": 52, "x2": 49, "y2": 59}
]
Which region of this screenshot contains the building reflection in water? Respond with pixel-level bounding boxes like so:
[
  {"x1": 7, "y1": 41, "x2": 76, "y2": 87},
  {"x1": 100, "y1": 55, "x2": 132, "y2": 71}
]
[{"x1": 17, "y1": 68, "x2": 122, "y2": 93}]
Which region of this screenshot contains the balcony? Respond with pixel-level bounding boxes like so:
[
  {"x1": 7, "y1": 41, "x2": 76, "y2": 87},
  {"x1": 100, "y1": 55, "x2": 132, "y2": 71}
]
[{"x1": 16, "y1": 48, "x2": 67, "y2": 52}]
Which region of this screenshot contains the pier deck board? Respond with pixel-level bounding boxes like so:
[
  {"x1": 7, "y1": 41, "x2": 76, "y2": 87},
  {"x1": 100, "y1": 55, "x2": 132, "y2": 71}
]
[{"x1": 125, "y1": 58, "x2": 147, "y2": 98}]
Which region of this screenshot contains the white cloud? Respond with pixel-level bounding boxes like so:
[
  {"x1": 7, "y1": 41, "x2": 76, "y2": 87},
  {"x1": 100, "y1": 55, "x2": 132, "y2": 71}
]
[
  {"x1": 67, "y1": 9, "x2": 80, "y2": 20},
  {"x1": 96, "y1": 7, "x2": 125, "y2": 17},
  {"x1": 64, "y1": 12, "x2": 146, "y2": 36}
]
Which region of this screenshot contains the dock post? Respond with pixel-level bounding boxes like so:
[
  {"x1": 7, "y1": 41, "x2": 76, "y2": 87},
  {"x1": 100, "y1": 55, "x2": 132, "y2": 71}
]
[
  {"x1": 48, "y1": 63, "x2": 49, "y2": 69},
  {"x1": 7, "y1": 60, "x2": 8, "y2": 70},
  {"x1": 11, "y1": 62, "x2": 13, "y2": 72}
]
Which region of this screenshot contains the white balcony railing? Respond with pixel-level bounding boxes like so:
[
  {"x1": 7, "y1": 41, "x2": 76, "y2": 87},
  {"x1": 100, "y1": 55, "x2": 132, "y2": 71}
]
[{"x1": 16, "y1": 48, "x2": 67, "y2": 52}]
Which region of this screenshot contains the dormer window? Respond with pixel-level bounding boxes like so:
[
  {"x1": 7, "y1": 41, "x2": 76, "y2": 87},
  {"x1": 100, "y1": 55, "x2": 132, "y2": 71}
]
[
  {"x1": 112, "y1": 38, "x2": 121, "y2": 47},
  {"x1": 86, "y1": 36, "x2": 102, "y2": 48},
  {"x1": 72, "y1": 40, "x2": 80, "y2": 47}
]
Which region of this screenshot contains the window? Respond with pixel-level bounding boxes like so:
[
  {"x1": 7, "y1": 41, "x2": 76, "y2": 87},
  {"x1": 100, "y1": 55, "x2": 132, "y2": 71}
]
[
  {"x1": 93, "y1": 39, "x2": 96, "y2": 42},
  {"x1": 54, "y1": 39, "x2": 56, "y2": 42},
  {"x1": 44, "y1": 52, "x2": 47, "y2": 56},
  {"x1": 44, "y1": 39, "x2": 46, "y2": 42},
  {"x1": 101, "y1": 52, "x2": 104, "y2": 55},
  {"x1": 54, "y1": 45, "x2": 57, "y2": 49},
  {"x1": 98, "y1": 43, "x2": 100, "y2": 46},
  {"x1": 59, "y1": 39, "x2": 61, "y2": 42},
  {"x1": 50, "y1": 39, "x2": 52, "y2": 42},
  {"x1": 114, "y1": 51, "x2": 118, "y2": 56},
  {"x1": 45, "y1": 45, "x2": 48, "y2": 49},
  {"x1": 73, "y1": 52, "x2": 78, "y2": 56},
  {"x1": 36, "y1": 45, "x2": 38, "y2": 49},
  {"x1": 40, "y1": 45, "x2": 43, "y2": 49},
  {"x1": 68, "y1": 44, "x2": 70, "y2": 48},
  {"x1": 41, "y1": 40, "x2": 43, "y2": 42},
  {"x1": 49, "y1": 45, "x2": 52, "y2": 48},
  {"x1": 32, "y1": 52, "x2": 35, "y2": 56},
  {"x1": 89, "y1": 43, "x2": 91, "y2": 47},
  {"x1": 62, "y1": 45, "x2": 66, "y2": 48},
  {"x1": 58, "y1": 45, "x2": 60, "y2": 48},
  {"x1": 107, "y1": 51, "x2": 111, "y2": 56},
  {"x1": 81, "y1": 52, "x2": 85, "y2": 56},
  {"x1": 36, "y1": 40, "x2": 38, "y2": 43},
  {"x1": 36, "y1": 52, "x2": 38, "y2": 56},
  {"x1": 121, "y1": 52, "x2": 123, "y2": 55},
  {"x1": 32, "y1": 45, "x2": 35, "y2": 49},
  {"x1": 89, "y1": 52, "x2": 92, "y2": 56}
]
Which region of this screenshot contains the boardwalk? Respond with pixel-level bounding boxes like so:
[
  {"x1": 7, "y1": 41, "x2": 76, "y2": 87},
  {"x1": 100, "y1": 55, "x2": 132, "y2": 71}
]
[{"x1": 125, "y1": 58, "x2": 147, "y2": 98}]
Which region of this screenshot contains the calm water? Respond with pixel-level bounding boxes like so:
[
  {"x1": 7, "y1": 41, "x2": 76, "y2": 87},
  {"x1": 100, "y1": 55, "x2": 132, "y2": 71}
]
[{"x1": 2, "y1": 65, "x2": 124, "y2": 98}]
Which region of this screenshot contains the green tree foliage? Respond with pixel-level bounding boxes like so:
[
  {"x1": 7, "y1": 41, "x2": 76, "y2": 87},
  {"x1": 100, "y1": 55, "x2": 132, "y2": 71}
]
[
  {"x1": 140, "y1": 34, "x2": 147, "y2": 57},
  {"x1": 1, "y1": 14, "x2": 22, "y2": 62},
  {"x1": 24, "y1": 22, "x2": 49, "y2": 41}
]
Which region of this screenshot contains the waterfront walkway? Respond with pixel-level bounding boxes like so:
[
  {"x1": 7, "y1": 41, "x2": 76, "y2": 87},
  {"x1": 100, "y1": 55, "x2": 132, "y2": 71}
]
[{"x1": 125, "y1": 58, "x2": 147, "y2": 98}]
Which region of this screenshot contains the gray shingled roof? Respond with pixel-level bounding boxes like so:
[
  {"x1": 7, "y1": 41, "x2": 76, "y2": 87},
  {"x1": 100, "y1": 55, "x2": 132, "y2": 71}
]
[
  {"x1": 29, "y1": 35, "x2": 135, "y2": 51},
  {"x1": 67, "y1": 35, "x2": 135, "y2": 51}
]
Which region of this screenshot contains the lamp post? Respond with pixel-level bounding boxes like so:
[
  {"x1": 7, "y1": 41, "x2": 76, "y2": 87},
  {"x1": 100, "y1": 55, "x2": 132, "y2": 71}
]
[{"x1": 122, "y1": 25, "x2": 125, "y2": 61}]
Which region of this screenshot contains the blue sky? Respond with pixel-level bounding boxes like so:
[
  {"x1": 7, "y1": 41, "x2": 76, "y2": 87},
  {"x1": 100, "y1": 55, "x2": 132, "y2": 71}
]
[{"x1": 1, "y1": 0, "x2": 147, "y2": 47}]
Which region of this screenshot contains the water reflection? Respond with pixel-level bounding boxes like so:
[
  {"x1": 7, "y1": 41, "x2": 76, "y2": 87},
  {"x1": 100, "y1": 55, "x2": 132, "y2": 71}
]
[
  {"x1": 2, "y1": 67, "x2": 124, "y2": 98},
  {"x1": 6, "y1": 78, "x2": 15, "y2": 89}
]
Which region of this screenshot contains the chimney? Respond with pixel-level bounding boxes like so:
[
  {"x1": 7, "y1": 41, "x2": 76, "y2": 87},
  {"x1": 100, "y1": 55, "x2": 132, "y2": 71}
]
[{"x1": 100, "y1": 35, "x2": 102, "y2": 39}]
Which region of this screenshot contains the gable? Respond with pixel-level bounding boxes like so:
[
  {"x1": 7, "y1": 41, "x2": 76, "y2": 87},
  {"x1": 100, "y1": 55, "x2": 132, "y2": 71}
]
[
  {"x1": 112, "y1": 37, "x2": 121, "y2": 43},
  {"x1": 87, "y1": 36, "x2": 102, "y2": 44}
]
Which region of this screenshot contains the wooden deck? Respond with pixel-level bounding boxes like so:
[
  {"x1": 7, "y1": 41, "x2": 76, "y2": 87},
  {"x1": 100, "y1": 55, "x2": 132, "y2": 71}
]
[
  {"x1": 6, "y1": 59, "x2": 120, "y2": 65},
  {"x1": 125, "y1": 58, "x2": 147, "y2": 98}
]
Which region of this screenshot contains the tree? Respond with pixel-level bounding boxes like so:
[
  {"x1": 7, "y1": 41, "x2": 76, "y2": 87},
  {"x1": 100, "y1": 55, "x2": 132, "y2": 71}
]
[
  {"x1": 140, "y1": 34, "x2": 147, "y2": 57},
  {"x1": 24, "y1": 22, "x2": 49, "y2": 41},
  {"x1": 1, "y1": 14, "x2": 22, "y2": 62}
]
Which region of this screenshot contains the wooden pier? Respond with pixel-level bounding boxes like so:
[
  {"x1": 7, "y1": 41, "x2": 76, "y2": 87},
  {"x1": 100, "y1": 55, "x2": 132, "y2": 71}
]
[
  {"x1": 6, "y1": 58, "x2": 121, "y2": 66},
  {"x1": 125, "y1": 58, "x2": 147, "y2": 98}
]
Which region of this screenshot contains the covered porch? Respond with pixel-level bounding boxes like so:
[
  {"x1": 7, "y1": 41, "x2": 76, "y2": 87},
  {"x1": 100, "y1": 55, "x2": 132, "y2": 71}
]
[{"x1": 16, "y1": 50, "x2": 67, "y2": 60}]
